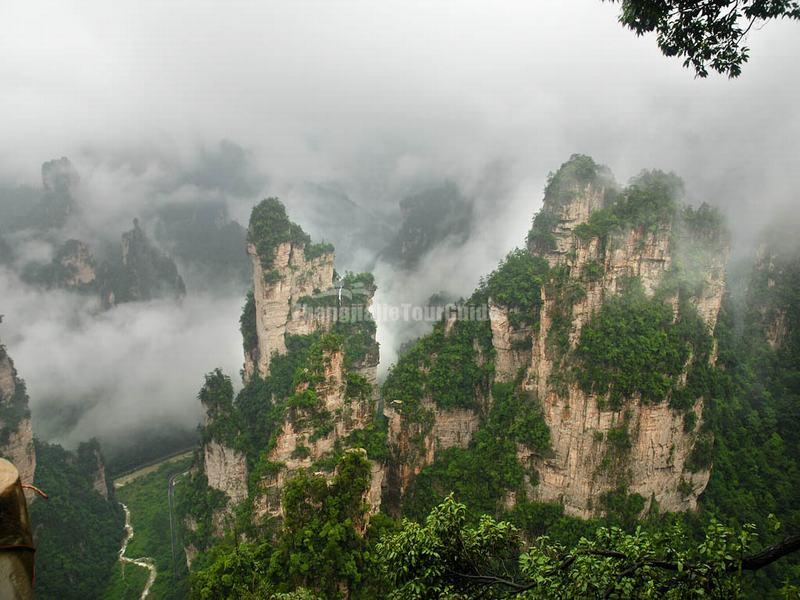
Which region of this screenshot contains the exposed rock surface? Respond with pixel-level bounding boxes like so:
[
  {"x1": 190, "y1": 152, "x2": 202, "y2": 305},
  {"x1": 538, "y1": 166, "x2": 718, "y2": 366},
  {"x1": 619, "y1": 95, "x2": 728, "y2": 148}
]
[
  {"x1": 254, "y1": 347, "x2": 382, "y2": 520},
  {"x1": 748, "y1": 241, "x2": 799, "y2": 351},
  {"x1": 489, "y1": 301, "x2": 532, "y2": 383},
  {"x1": 203, "y1": 439, "x2": 248, "y2": 505},
  {"x1": 525, "y1": 179, "x2": 727, "y2": 517},
  {"x1": 386, "y1": 400, "x2": 481, "y2": 500},
  {"x1": 101, "y1": 219, "x2": 186, "y2": 307},
  {"x1": 56, "y1": 240, "x2": 96, "y2": 287},
  {"x1": 379, "y1": 183, "x2": 473, "y2": 270},
  {"x1": 384, "y1": 157, "x2": 729, "y2": 520},
  {"x1": 0, "y1": 342, "x2": 36, "y2": 501},
  {"x1": 85, "y1": 444, "x2": 110, "y2": 499},
  {"x1": 248, "y1": 241, "x2": 335, "y2": 377},
  {"x1": 196, "y1": 200, "x2": 383, "y2": 536}
]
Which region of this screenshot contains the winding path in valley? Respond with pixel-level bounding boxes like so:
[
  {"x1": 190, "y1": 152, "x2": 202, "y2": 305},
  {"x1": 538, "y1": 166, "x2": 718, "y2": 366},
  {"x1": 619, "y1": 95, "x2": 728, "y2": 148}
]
[{"x1": 118, "y1": 503, "x2": 157, "y2": 599}]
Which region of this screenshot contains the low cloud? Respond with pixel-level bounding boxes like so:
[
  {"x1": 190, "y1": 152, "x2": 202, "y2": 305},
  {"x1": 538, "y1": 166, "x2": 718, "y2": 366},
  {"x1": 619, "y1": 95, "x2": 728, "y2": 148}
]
[{"x1": 0, "y1": 267, "x2": 244, "y2": 449}]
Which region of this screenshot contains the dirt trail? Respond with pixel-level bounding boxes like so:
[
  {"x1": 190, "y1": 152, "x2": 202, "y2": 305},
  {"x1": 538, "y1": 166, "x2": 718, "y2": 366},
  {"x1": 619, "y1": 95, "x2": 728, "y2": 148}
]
[{"x1": 118, "y1": 503, "x2": 157, "y2": 599}]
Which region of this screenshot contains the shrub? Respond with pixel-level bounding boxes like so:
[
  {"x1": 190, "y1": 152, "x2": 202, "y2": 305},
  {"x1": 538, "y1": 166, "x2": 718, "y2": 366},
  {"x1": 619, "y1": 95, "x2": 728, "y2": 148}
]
[{"x1": 574, "y1": 280, "x2": 712, "y2": 410}]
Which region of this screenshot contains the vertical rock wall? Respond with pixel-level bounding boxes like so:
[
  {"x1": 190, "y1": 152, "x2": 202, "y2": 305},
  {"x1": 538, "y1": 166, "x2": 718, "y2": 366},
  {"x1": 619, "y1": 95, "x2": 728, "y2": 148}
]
[
  {"x1": 215, "y1": 201, "x2": 384, "y2": 525},
  {"x1": 385, "y1": 399, "x2": 482, "y2": 502},
  {"x1": 248, "y1": 241, "x2": 335, "y2": 377},
  {"x1": 202, "y1": 439, "x2": 249, "y2": 506},
  {"x1": 0, "y1": 343, "x2": 36, "y2": 501},
  {"x1": 253, "y1": 347, "x2": 382, "y2": 519},
  {"x1": 525, "y1": 181, "x2": 727, "y2": 517}
]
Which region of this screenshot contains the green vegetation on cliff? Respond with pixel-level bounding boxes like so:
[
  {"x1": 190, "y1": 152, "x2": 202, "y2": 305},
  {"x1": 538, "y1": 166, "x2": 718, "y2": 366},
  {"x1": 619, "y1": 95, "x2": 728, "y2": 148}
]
[
  {"x1": 574, "y1": 170, "x2": 683, "y2": 242},
  {"x1": 542, "y1": 153, "x2": 615, "y2": 209},
  {"x1": 240, "y1": 291, "x2": 258, "y2": 356},
  {"x1": 404, "y1": 380, "x2": 550, "y2": 520},
  {"x1": 527, "y1": 154, "x2": 616, "y2": 252},
  {"x1": 0, "y1": 345, "x2": 31, "y2": 444},
  {"x1": 574, "y1": 279, "x2": 714, "y2": 410},
  {"x1": 380, "y1": 182, "x2": 473, "y2": 270},
  {"x1": 198, "y1": 369, "x2": 241, "y2": 447},
  {"x1": 248, "y1": 198, "x2": 333, "y2": 274},
  {"x1": 174, "y1": 157, "x2": 800, "y2": 597},
  {"x1": 697, "y1": 230, "x2": 800, "y2": 595},
  {"x1": 480, "y1": 249, "x2": 549, "y2": 327},
  {"x1": 190, "y1": 451, "x2": 389, "y2": 599},
  {"x1": 98, "y1": 220, "x2": 186, "y2": 304},
  {"x1": 382, "y1": 315, "x2": 494, "y2": 419},
  {"x1": 175, "y1": 469, "x2": 228, "y2": 554}
]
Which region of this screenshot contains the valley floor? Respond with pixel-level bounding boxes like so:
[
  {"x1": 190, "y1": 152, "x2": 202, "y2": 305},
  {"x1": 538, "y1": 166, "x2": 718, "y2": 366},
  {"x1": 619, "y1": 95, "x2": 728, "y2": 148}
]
[{"x1": 104, "y1": 455, "x2": 193, "y2": 600}]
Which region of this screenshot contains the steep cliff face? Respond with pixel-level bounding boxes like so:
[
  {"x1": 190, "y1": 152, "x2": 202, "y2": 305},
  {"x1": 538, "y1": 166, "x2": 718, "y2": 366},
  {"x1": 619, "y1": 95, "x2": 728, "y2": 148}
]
[
  {"x1": 56, "y1": 239, "x2": 96, "y2": 288},
  {"x1": 189, "y1": 198, "x2": 383, "y2": 540},
  {"x1": 253, "y1": 344, "x2": 382, "y2": 519},
  {"x1": 747, "y1": 234, "x2": 800, "y2": 351},
  {"x1": 385, "y1": 400, "x2": 481, "y2": 499},
  {"x1": 0, "y1": 341, "x2": 36, "y2": 500},
  {"x1": 489, "y1": 301, "x2": 533, "y2": 383},
  {"x1": 197, "y1": 370, "x2": 249, "y2": 509},
  {"x1": 247, "y1": 240, "x2": 335, "y2": 377},
  {"x1": 386, "y1": 155, "x2": 728, "y2": 521},
  {"x1": 203, "y1": 439, "x2": 248, "y2": 506},
  {"x1": 383, "y1": 312, "x2": 494, "y2": 513},
  {"x1": 379, "y1": 182, "x2": 473, "y2": 270},
  {"x1": 75, "y1": 438, "x2": 113, "y2": 500},
  {"x1": 523, "y1": 160, "x2": 728, "y2": 518}
]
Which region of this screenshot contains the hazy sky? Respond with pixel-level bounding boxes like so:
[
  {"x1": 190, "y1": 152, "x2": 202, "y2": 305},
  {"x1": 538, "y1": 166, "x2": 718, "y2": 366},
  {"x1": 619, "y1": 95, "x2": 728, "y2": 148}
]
[
  {"x1": 1, "y1": 0, "x2": 798, "y2": 449},
  {"x1": 1, "y1": 1, "x2": 798, "y2": 231}
]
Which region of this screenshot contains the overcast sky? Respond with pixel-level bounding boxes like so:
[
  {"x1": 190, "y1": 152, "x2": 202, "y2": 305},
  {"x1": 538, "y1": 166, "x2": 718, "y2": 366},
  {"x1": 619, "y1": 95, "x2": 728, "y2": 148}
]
[
  {"x1": 1, "y1": 1, "x2": 798, "y2": 234},
  {"x1": 1, "y1": 0, "x2": 798, "y2": 449}
]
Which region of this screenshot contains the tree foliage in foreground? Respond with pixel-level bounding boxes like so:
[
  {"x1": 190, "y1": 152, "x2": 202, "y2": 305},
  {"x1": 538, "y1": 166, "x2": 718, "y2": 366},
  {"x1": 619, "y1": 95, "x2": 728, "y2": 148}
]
[
  {"x1": 29, "y1": 441, "x2": 125, "y2": 600},
  {"x1": 190, "y1": 450, "x2": 391, "y2": 599},
  {"x1": 192, "y1": 479, "x2": 800, "y2": 599},
  {"x1": 379, "y1": 495, "x2": 800, "y2": 599},
  {"x1": 606, "y1": 0, "x2": 800, "y2": 77}
]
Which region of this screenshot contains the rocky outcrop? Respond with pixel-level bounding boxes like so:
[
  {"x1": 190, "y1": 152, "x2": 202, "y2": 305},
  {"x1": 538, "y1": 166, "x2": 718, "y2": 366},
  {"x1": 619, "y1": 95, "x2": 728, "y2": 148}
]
[
  {"x1": 100, "y1": 219, "x2": 186, "y2": 307},
  {"x1": 85, "y1": 444, "x2": 110, "y2": 499},
  {"x1": 379, "y1": 183, "x2": 473, "y2": 270},
  {"x1": 385, "y1": 399, "x2": 481, "y2": 500},
  {"x1": 0, "y1": 342, "x2": 36, "y2": 501},
  {"x1": 248, "y1": 241, "x2": 335, "y2": 377},
  {"x1": 36, "y1": 157, "x2": 79, "y2": 228},
  {"x1": 41, "y1": 157, "x2": 79, "y2": 196},
  {"x1": 56, "y1": 240, "x2": 96, "y2": 288},
  {"x1": 489, "y1": 301, "x2": 532, "y2": 383},
  {"x1": 380, "y1": 157, "x2": 728, "y2": 521},
  {"x1": 523, "y1": 392, "x2": 709, "y2": 516},
  {"x1": 524, "y1": 175, "x2": 727, "y2": 518},
  {"x1": 194, "y1": 199, "x2": 385, "y2": 528},
  {"x1": 203, "y1": 439, "x2": 248, "y2": 505},
  {"x1": 253, "y1": 347, "x2": 382, "y2": 520}
]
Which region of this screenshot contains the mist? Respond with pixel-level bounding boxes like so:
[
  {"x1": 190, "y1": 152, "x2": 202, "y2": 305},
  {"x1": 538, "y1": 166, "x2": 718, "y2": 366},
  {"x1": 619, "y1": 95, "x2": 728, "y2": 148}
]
[
  {"x1": 0, "y1": 266, "x2": 243, "y2": 449},
  {"x1": 1, "y1": 0, "x2": 799, "y2": 453}
]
